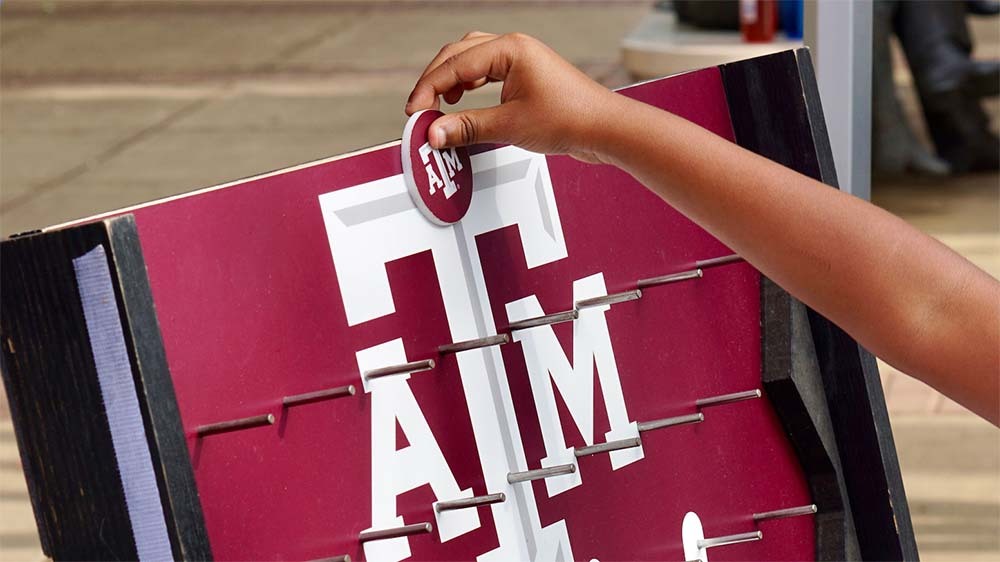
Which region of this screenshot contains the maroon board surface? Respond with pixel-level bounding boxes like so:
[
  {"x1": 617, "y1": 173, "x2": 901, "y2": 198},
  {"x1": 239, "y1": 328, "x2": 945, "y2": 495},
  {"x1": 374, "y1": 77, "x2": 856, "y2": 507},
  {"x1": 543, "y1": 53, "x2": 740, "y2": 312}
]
[{"x1": 67, "y1": 67, "x2": 812, "y2": 561}]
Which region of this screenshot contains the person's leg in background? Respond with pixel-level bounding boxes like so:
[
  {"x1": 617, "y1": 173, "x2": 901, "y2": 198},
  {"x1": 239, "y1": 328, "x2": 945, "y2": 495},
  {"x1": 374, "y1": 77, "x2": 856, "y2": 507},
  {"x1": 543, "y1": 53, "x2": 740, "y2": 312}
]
[
  {"x1": 894, "y1": 0, "x2": 999, "y2": 173},
  {"x1": 872, "y1": 0, "x2": 951, "y2": 177}
]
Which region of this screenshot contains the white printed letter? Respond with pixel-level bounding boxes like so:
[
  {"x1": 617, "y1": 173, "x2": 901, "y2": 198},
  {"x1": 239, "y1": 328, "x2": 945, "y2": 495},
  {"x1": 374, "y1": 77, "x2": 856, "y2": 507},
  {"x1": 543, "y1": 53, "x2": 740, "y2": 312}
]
[
  {"x1": 507, "y1": 272, "x2": 643, "y2": 498},
  {"x1": 358, "y1": 340, "x2": 478, "y2": 562}
]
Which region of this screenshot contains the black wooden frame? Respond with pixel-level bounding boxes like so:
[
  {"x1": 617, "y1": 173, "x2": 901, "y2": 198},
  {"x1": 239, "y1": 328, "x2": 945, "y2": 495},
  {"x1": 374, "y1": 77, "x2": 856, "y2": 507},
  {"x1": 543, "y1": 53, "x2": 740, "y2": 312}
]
[
  {"x1": 724, "y1": 48, "x2": 919, "y2": 561},
  {"x1": 1, "y1": 217, "x2": 211, "y2": 560}
]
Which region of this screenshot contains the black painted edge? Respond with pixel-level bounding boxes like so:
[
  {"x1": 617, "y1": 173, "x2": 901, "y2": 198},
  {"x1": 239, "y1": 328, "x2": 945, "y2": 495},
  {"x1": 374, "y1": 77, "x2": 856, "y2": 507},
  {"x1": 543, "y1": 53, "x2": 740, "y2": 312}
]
[
  {"x1": 106, "y1": 216, "x2": 212, "y2": 560},
  {"x1": 792, "y1": 49, "x2": 839, "y2": 188},
  {"x1": 855, "y1": 349, "x2": 918, "y2": 559},
  {"x1": 718, "y1": 48, "x2": 850, "y2": 560},
  {"x1": 794, "y1": 48, "x2": 919, "y2": 562},
  {"x1": 719, "y1": 47, "x2": 918, "y2": 561}
]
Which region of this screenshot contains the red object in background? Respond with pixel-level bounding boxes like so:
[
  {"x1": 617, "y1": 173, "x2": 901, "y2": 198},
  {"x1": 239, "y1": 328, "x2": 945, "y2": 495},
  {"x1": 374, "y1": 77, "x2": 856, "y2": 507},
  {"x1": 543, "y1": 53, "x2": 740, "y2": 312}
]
[{"x1": 740, "y1": 0, "x2": 777, "y2": 43}]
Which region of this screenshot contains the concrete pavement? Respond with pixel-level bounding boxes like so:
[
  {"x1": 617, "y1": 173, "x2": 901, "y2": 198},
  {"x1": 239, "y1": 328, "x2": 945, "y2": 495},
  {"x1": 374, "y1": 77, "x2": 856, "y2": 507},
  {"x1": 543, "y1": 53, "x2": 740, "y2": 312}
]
[{"x1": 1, "y1": 1, "x2": 640, "y2": 236}]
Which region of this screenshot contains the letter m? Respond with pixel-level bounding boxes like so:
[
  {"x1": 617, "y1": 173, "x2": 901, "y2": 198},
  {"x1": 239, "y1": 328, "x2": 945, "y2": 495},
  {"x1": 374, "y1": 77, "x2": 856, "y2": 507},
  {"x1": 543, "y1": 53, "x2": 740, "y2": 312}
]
[
  {"x1": 506, "y1": 272, "x2": 644, "y2": 498},
  {"x1": 441, "y1": 147, "x2": 464, "y2": 175}
]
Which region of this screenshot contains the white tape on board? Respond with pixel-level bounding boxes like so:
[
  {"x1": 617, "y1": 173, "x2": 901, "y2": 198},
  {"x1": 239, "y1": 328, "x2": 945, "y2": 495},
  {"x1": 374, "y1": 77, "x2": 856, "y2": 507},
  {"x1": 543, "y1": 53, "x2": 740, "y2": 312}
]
[{"x1": 74, "y1": 245, "x2": 173, "y2": 561}]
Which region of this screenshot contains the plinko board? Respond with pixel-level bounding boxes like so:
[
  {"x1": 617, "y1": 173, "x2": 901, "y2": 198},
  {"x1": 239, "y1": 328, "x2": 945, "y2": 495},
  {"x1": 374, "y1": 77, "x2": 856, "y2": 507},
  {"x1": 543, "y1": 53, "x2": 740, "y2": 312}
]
[
  {"x1": 118, "y1": 65, "x2": 811, "y2": 562},
  {"x1": 1, "y1": 49, "x2": 917, "y2": 562}
]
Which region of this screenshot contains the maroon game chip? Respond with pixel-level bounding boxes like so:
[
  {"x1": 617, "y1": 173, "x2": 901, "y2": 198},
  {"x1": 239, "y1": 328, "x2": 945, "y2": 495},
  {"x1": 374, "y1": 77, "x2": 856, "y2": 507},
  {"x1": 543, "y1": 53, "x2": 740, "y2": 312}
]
[{"x1": 402, "y1": 109, "x2": 474, "y2": 225}]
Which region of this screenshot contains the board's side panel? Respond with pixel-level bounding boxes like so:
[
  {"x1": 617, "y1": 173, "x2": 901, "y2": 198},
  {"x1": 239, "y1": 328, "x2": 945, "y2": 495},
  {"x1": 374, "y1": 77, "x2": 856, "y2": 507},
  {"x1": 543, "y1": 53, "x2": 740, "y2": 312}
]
[
  {"x1": 794, "y1": 49, "x2": 919, "y2": 562},
  {"x1": 0, "y1": 218, "x2": 207, "y2": 560},
  {"x1": 720, "y1": 48, "x2": 866, "y2": 560},
  {"x1": 718, "y1": 51, "x2": 862, "y2": 558},
  {"x1": 107, "y1": 217, "x2": 212, "y2": 561},
  {"x1": 761, "y1": 276, "x2": 851, "y2": 560},
  {"x1": 719, "y1": 47, "x2": 918, "y2": 561},
  {"x1": 796, "y1": 49, "x2": 919, "y2": 560},
  {"x1": 1, "y1": 223, "x2": 139, "y2": 559}
]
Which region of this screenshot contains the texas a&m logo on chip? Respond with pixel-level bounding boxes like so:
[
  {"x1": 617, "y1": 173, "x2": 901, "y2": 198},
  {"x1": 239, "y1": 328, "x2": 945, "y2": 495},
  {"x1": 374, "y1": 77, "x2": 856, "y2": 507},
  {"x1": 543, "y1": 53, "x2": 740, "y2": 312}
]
[{"x1": 402, "y1": 109, "x2": 474, "y2": 225}]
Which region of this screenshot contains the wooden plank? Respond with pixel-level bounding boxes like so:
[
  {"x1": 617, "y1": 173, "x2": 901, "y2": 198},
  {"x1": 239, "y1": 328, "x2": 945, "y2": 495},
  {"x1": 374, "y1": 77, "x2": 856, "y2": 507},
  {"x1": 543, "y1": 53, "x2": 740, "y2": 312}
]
[
  {"x1": 761, "y1": 276, "x2": 854, "y2": 560},
  {"x1": 2, "y1": 222, "x2": 136, "y2": 559},
  {"x1": 0, "y1": 217, "x2": 210, "y2": 560}
]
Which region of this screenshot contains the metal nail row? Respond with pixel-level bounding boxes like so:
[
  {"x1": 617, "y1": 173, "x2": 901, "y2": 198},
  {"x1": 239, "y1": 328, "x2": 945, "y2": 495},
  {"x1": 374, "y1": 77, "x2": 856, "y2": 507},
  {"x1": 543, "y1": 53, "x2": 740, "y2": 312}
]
[
  {"x1": 194, "y1": 385, "x2": 356, "y2": 438},
  {"x1": 359, "y1": 456, "x2": 813, "y2": 556},
  {"x1": 683, "y1": 503, "x2": 819, "y2": 560},
  {"x1": 194, "y1": 253, "x2": 750, "y2": 557},
  {"x1": 516, "y1": 253, "x2": 745, "y2": 327},
  {"x1": 193, "y1": 390, "x2": 794, "y2": 555},
  {"x1": 194, "y1": 384, "x2": 759, "y2": 439},
  {"x1": 195, "y1": 254, "x2": 743, "y2": 437},
  {"x1": 309, "y1": 501, "x2": 817, "y2": 561}
]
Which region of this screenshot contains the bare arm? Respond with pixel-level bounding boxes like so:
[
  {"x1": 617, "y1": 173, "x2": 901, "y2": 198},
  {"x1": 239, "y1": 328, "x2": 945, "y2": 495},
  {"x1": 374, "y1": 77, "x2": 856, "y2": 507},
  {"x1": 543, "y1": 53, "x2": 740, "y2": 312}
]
[
  {"x1": 407, "y1": 33, "x2": 1000, "y2": 424},
  {"x1": 607, "y1": 99, "x2": 999, "y2": 424}
]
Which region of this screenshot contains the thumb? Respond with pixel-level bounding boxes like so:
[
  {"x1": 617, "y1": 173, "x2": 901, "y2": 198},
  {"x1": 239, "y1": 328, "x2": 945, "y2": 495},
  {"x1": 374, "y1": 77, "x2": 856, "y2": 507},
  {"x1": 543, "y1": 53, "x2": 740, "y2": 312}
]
[{"x1": 429, "y1": 107, "x2": 505, "y2": 149}]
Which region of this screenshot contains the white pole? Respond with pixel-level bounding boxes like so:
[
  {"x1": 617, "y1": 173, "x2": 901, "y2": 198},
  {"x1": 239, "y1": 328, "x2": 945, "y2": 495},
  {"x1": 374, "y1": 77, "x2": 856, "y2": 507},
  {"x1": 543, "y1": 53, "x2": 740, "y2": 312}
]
[{"x1": 804, "y1": 0, "x2": 873, "y2": 200}]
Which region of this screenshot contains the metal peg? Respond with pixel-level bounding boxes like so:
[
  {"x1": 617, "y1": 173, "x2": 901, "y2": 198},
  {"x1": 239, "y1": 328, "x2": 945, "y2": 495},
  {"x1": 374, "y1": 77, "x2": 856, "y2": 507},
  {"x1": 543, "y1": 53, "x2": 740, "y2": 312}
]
[
  {"x1": 637, "y1": 268, "x2": 703, "y2": 289},
  {"x1": 637, "y1": 412, "x2": 704, "y2": 432},
  {"x1": 283, "y1": 385, "x2": 355, "y2": 408},
  {"x1": 753, "y1": 504, "x2": 818, "y2": 522},
  {"x1": 695, "y1": 254, "x2": 743, "y2": 269},
  {"x1": 438, "y1": 334, "x2": 509, "y2": 354},
  {"x1": 435, "y1": 493, "x2": 506, "y2": 512},
  {"x1": 507, "y1": 463, "x2": 576, "y2": 484},
  {"x1": 359, "y1": 522, "x2": 433, "y2": 543},
  {"x1": 507, "y1": 309, "x2": 578, "y2": 332},
  {"x1": 574, "y1": 437, "x2": 641, "y2": 457},
  {"x1": 698, "y1": 530, "x2": 762, "y2": 549},
  {"x1": 364, "y1": 359, "x2": 435, "y2": 381},
  {"x1": 196, "y1": 413, "x2": 274, "y2": 437},
  {"x1": 576, "y1": 290, "x2": 642, "y2": 310},
  {"x1": 309, "y1": 556, "x2": 351, "y2": 562},
  {"x1": 695, "y1": 389, "x2": 761, "y2": 408}
]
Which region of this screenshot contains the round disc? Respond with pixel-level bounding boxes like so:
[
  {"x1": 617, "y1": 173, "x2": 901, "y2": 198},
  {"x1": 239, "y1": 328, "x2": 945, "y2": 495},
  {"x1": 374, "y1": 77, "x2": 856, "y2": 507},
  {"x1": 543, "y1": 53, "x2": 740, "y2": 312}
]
[{"x1": 401, "y1": 109, "x2": 474, "y2": 226}]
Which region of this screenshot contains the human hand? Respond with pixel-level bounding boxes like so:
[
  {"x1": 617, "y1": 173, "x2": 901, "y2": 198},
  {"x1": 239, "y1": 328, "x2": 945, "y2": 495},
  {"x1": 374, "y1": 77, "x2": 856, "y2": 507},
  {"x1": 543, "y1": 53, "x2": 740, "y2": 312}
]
[{"x1": 405, "y1": 32, "x2": 622, "y2": 164}]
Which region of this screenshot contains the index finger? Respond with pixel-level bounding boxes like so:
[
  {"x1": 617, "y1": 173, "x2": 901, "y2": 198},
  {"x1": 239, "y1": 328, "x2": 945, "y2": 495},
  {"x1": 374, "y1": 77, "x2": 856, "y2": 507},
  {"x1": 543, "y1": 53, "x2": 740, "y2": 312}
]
[
  {"x1": 418, "y1": 31, "x2": 497, "y2": 82},
  {"x1": 406, "y1": 37, "x2": 514, "y2": 114}
]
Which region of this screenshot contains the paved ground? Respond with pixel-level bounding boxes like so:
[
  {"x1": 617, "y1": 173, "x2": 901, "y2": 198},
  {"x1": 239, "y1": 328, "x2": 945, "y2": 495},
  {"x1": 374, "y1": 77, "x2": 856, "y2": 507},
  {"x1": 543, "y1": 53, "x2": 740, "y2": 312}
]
[{"x1": 1, "y1": 2, "x2": 998, "y2": 561}]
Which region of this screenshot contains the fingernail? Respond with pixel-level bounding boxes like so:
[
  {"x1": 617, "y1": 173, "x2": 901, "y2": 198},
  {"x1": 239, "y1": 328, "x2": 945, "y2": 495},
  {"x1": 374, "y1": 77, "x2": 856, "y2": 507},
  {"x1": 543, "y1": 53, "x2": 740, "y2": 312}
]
[{"x1": 430, "y1": 125, "x2": 447, "y2": 149}]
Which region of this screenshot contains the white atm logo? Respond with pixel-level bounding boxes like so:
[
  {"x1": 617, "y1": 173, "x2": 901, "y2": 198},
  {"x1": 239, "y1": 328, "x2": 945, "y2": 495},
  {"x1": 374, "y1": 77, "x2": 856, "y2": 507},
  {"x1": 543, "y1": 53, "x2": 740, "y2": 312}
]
[
  {"x1": 320, "y1": 146, "x2": 641, "y2": 562},
  {"x1": 419, "y1": 142, "x2": 464, "y2": 199}
]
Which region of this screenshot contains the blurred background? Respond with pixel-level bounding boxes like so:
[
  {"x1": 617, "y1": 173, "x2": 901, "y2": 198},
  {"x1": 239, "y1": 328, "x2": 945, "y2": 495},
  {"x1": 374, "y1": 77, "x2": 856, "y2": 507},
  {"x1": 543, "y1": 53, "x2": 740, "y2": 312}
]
[{"x1": 0, "y1": 1, "x2": 997, "y2": 560}]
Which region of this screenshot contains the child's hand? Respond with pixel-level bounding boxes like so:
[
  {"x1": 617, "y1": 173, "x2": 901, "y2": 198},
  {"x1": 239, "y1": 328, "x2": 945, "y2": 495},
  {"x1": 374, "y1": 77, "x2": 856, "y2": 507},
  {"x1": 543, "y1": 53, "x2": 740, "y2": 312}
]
[{"x1": 405, "y1": 32, "x2": 620, "y2": 163}]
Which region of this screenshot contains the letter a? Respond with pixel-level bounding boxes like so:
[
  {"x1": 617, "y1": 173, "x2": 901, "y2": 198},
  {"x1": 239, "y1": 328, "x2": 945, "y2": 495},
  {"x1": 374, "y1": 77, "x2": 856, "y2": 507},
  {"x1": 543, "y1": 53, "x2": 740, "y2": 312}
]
[{"x1": 358, "y1": 339, "x2": 479, "y2": 562}]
